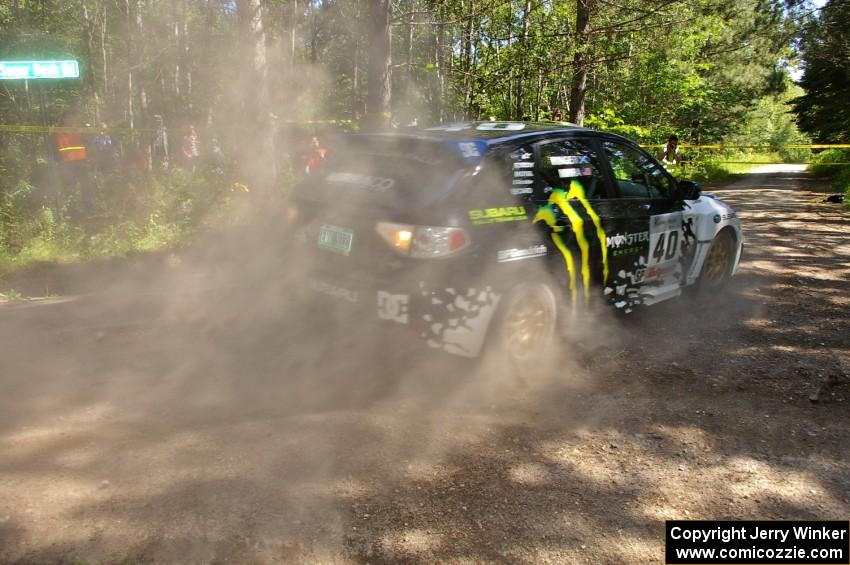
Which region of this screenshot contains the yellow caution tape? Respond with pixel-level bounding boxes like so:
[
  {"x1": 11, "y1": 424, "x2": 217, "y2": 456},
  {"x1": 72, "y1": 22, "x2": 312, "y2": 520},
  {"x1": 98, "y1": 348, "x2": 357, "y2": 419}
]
[
  {"x1": 0, "y1": 120, "x2": 354, "y2": 134},
  {"x1": 0, "y1": 124, "x2": 150, "y2": 134},
  {"x1": 641, "y1": 143, "x2": 850, "y2": 149}
]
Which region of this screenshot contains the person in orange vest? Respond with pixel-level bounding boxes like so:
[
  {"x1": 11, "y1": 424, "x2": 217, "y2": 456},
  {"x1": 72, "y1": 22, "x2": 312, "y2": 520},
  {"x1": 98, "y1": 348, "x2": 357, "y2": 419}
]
[
  {"x1": 55, "y1": 130, "x2": 87, "y2": 163},
  {"x1": 55, "y1": 112, "x2": 91, "y2": 215}
]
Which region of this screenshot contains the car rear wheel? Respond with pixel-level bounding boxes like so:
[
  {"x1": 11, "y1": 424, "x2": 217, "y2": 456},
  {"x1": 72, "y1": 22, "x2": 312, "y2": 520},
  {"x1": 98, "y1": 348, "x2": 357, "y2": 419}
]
[
  {"x1": 699, "y1": 229, "x2": 735, "y2": 289},
  {"x1": 494, "y1": 282, "x2": 560, "y2": 377}
]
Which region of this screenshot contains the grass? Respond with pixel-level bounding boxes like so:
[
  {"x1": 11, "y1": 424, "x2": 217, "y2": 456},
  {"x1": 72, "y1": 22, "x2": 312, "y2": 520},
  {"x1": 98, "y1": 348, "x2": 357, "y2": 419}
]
[
  {"x1": 666, "y1": 150, "x2": 818, "y2": 187},
  {"x1": 0, "y1": 288, "x2": 24, "y2": 301},
  {"x1": 669, "y1": 153, "x2": 777, "y2": 186}
]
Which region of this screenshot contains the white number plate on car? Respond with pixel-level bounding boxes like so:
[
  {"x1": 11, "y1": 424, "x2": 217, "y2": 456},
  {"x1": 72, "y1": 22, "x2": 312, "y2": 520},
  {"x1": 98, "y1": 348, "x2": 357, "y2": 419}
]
[{"x1": 317, "y1": 224, "x2": 354, "y2": 256}]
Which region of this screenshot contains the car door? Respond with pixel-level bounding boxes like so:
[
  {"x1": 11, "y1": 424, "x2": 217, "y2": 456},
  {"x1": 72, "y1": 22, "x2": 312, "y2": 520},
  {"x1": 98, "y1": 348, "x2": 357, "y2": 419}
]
[
  {"x1": 531, "y1": 137, "x2": 613, "y2": 307},
  {"x1": 598, "y1": 139, "x2": 685, "y2": 308}
]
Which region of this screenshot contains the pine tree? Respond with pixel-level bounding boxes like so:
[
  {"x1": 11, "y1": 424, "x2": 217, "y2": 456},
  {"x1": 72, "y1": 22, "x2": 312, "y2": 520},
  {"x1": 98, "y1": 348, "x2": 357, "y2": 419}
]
[{"x1": 793, "y1": 0, "x2": 850, "y2": 142}]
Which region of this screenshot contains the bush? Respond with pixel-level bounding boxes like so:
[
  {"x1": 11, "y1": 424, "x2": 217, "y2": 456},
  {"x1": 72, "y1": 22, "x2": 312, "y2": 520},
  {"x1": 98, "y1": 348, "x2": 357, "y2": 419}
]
[
  {"x1": 808, "y1": 149, "x2": 850, "y2": 206},
  {"x1": 0, "y1": 149, "x2": 253, "y2": 274}
]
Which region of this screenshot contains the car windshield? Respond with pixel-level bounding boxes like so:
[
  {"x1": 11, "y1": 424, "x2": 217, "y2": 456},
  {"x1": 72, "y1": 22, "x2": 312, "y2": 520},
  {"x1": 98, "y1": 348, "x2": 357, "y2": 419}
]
[{"x1": 298, "y1": 136, "x2": 471, "y2": 209}]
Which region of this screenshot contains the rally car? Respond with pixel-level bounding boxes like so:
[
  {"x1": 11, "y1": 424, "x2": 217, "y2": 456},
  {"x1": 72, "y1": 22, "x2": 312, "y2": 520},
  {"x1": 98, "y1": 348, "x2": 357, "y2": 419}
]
[{"x1": 286, "y1": 122, "x2": 743, "y2": 365}]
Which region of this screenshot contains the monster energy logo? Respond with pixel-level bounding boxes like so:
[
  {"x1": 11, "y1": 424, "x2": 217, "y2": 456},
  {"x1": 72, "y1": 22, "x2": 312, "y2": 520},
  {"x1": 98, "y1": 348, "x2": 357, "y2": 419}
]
[
  {"x1": 533, "y1": 180, "x2": 608, "y2": 309},
  {"x1": 606, "y1": 231, "x2": 648, "y2": 248}
]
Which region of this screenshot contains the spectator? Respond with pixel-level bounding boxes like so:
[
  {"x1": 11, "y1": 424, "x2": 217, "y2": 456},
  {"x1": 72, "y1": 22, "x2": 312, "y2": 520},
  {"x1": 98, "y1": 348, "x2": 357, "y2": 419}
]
[
  {"x1": 182, "y1": 125, "x2": 201, "y2": 161},
  {"x1": 208, "y1": 137, "x2": 225, "y2": 176},
  {"x1": 657, "y1": 135, "x2": 681, "y2": 165},
  {"x1": 152, "y1": 114, "x2": 169, "y2": 171},
  {"x1": 55, "y1": 113, "x2": 88, "y2": 190},
  {"x1": 302, "y1": 136, "x2": 327, "y2": 174},
  {"x1": 92, "y1": 122, "x2": 118, "y2": 173}
]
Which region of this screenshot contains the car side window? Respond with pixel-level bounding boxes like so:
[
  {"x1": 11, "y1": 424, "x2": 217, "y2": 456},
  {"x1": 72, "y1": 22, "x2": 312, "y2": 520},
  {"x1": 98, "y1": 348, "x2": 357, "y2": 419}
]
[
  {"x1": 537, "y1": 139, "x2": 606, "y2": 199},
  {"x1": 602, "y1": 141, "x2": 674, "y2": 199}
]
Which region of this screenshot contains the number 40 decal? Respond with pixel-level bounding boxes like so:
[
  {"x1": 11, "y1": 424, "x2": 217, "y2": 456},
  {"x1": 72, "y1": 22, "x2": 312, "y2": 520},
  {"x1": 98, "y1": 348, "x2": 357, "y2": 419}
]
[{"x1": 651, "y1": 230, "x2": 680, "y2": 264}]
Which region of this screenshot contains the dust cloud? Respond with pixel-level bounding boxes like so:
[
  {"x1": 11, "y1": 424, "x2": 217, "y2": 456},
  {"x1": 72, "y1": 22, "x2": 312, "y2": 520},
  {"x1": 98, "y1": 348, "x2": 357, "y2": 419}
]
[
  {"x1": 0, "y1": 120, "x2": 626, "y2": 564},
  {"x1": 0, "y1": 64, "x2": 739, "y2": 565}
]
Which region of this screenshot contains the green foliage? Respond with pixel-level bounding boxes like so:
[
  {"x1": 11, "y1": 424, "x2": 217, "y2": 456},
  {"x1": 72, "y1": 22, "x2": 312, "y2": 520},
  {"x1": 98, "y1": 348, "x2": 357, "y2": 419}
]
[
  {"x1": 725, "y1": 83, "x2": 811, "y2": 161},
  {"x1": 809, "y1": 149, "x2": 850, "y2": 207},
  {"x1": 0, "y1": 149, "x2": 246, "y2": 273},
  {"x1": 0, "y1": 288, "x2": 24, "y2": 301},
  {"x1": 669, "y1": 155, "x2": 769, "y2": 187},
  {"x1": 809, "y1": 148, "x2": 850, "y2": 172},
  {"x1": 585, "y1": 110, "x2": 651, "y2": 142}
]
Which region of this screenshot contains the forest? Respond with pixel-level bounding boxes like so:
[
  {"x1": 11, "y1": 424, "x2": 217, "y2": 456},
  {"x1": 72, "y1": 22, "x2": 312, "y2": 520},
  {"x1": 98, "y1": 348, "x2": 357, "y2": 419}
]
[{"x1": 0, "y1": 0, "x2": 846, "y2": 270}]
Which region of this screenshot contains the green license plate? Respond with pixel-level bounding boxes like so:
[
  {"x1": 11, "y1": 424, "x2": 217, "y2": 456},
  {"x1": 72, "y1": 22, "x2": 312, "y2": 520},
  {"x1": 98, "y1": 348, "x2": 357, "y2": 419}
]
[{"x1": 317, "y1": 224, "x2": 354, "y2": 256}]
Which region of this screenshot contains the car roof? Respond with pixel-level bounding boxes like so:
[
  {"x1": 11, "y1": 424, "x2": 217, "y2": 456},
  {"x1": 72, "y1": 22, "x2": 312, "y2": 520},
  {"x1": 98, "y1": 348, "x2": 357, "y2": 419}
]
[
  {"x1": 341, "y1": 122, "x2": 639, "y2": 164},
  {"x1": 357, "y1": 121, "x2": 582, "y2": 144}
]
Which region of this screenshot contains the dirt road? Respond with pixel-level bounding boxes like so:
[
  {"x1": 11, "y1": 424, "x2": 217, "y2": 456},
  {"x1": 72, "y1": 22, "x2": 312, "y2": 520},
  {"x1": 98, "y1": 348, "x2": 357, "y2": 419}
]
[{"x1": 1, "y1": 166, "x2": 848, "y2": 564}]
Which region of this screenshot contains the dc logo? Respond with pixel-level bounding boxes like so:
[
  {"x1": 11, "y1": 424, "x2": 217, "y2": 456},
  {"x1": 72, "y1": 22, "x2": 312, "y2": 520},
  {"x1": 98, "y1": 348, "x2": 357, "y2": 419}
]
[{"x1": 377, "y1": 291, "x2": 409, "y2": 324}]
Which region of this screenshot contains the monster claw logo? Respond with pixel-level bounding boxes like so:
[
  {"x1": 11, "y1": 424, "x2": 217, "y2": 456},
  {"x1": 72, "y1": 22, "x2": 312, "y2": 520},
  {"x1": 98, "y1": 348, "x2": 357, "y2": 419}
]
[{"x1": 533, "y1": 180, "x2": 608, "y2": 309}]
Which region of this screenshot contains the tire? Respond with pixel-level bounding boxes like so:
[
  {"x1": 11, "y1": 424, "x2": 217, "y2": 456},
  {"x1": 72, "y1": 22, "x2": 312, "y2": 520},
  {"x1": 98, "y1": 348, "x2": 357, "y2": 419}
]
[
  {"x1": 491, "y1": 281, "x2": 560, "y2": 378},
  {"x1": 697, "y1": 229, "x2": 736, "y2": 291}
]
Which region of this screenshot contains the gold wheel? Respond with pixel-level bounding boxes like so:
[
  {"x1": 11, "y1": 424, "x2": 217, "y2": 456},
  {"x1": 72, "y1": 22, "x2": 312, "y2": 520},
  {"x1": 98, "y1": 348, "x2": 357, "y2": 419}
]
[
  {"x1": 499, "y1": 283, "x2": 557, "y2": 365},
  {"x1": 702, "y1": 231, "x2": 734, "y2": 287}
]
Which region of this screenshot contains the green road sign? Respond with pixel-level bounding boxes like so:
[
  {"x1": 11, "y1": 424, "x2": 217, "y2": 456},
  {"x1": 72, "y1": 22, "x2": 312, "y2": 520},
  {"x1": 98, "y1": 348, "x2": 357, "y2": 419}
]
[{"x1": 0, "y1": 60, "x2": 80, "y2": 80}]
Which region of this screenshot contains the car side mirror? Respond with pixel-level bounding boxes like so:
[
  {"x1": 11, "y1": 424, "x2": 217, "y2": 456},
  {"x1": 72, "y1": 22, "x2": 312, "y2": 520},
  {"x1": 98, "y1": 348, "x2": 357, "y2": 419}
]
[{"x1": 677, "y1": 179, "x2": 702, "y2": 200}]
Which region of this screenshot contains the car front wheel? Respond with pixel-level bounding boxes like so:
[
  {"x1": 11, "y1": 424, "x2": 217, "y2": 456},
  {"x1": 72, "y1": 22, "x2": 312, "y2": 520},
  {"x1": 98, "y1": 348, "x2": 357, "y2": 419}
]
[{"x1": 699, "y1": 229, "x2": 736, "y2": 289}]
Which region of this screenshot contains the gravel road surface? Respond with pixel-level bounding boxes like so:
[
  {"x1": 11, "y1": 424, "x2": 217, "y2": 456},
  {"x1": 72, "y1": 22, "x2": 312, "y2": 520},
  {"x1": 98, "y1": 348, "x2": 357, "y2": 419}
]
[{"x1": 1, "y1": 165, "x2": 848, "y2": 564}]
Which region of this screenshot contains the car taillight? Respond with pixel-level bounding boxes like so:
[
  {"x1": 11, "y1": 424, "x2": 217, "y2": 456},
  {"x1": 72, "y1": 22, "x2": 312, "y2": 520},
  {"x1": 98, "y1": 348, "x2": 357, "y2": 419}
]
[
  {"x1": 376, "y1": 222, "x2": 414, "y2": 253},
  {"x1": 376, "y1": 222, "x2": 469, "y2": 258}
]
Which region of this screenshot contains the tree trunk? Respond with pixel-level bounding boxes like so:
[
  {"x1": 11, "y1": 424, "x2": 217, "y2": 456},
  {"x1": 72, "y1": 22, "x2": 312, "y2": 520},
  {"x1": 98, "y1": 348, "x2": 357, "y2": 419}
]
[
  {"x1": 365, "y1": 0, "x2": 392, "y2": 131},
  {"x1": 515, "y1": 0, "x2": 531, "y2": 119},
  {"x1": 171, "y1": 0, "x2": 192, "y2": 111},
  {"x1": 82, "y1": 0, "x2": 100, "y2": 124},
  {"x1": 282, "y1": 0, "x2": 298, "y2": 77},
  {"x1": 352, "y1": 38, "x2": 361, "y2": 121},
  {"x1": 277, "y1": 0, "x2": 298, "y2": 114},
  {"x1": 125, "y1": 0, "x2": 135, "y2": 130},
  {"x1": 184, "y1": 14, "x2": 191, "y2": 108},
  {"x1": 434, "y1": 2, "x2": 444, "y2": 123},
  {"x1": 535, "y1": 68, "x2": 543, "y2": 120},
  {"x1": 569, "y1": 0, "x2": 591, "y2": 126},
  {"x1": 135, "y1": 0, "x2": 151, "y2": 169},
  {"x1": 100, "y1": 4, "x2": 108, "y2": 97},
  {"x1": 290, "y1": 0, "x2": 298, "y2": 70},
  {"x1": 406, "y1": 10, "x2": 414, "y2": 113},
  {"x1": 238, "y1": 0, "x2": 267, "y2": 125},
  {"x1": 237, "y1": 0, "x2": 274, "y2": 194},
  {"x1": 174, "y1": 2, "x2": 181, "y2": 100},
  {"x1": 462, "y1": 0, "x2": 474, "y2": 119}
]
